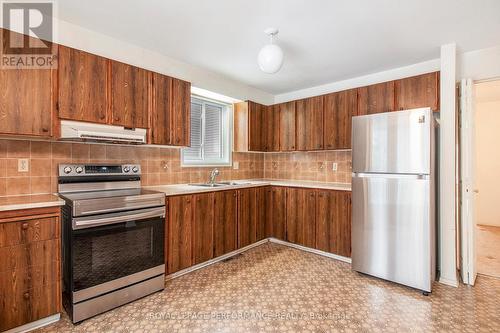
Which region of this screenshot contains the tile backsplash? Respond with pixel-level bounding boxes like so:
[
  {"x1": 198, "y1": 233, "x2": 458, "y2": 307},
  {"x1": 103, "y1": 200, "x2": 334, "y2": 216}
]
[
  {"x1": 0, "y1": 139, "x2": 263, "y2": 196},
  {"x1": 263, "y1": 151, "x2": 352, "y2": 183},
  {"x1": 0, "y1": 139, "x2": 351, "y2": 196}
]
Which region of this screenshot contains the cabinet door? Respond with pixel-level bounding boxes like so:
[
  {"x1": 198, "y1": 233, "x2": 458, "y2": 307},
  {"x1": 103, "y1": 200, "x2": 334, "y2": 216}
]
[
  {"x1": 263, "y1": 106, "x2": 280, "y2": 152},
  {"x1": 214, "y1": 190, "x2": 238, "y2": 257},
  {"x1": 0, "y1": 67, "x2": 53, "y2": 137},
  {"x1": 238, "y1": 188, "x2": 257, "y2": 248},
  {"x1": 151, "y1": 73, "x2": 172, "y2": 145},
  {"x1": 271, "y1": 186, "x2": 286, "y2": 240},
  {"x1": 357, "y1": 81, "x2": 395, "y2": 116},
  {"x1": 167, "y1": 196, "x2": 193, "y2": 274},
  {"x1": 58, "y1": 46, "x2": 108, "y2": 124},
  {"x1": 248, "y1": 101, "x2": 264, "y2": 151},
  {"x1": 316, "y1": 190, "x2": 352, "y2": 257},
  {"x1": 296, "y1": 96, "x2": 324, "y2": 150},
  {"x1": 256, "y1": 186, "x2": 272, "y2": 240},
  {"x1": 324, "y1": 89, "x2": 357, "y2": 150},
  {"x1": 395, "y1": 72, "x2": 439, "y2": 111},
  {"x1": 278, "y1": 101, "x2": 296, "y2": 151},
  {"x1": 286, "y1": 188, "x2": 316, "y2": 247},
  {"x1": 110, "y1": 61, "x2": 150, "y2": 128},
  {"x1": 192, "y1": 193, "x2": 214, "y2": 264},
  {"x1": 170, "y1": 78, "x2": 191, "y2": 146}
]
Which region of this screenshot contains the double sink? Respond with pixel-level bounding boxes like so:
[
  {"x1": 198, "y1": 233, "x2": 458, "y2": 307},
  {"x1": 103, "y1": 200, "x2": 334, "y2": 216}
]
[{"x1": 189, "y1": 181, "x2": 252, "y2": 188}]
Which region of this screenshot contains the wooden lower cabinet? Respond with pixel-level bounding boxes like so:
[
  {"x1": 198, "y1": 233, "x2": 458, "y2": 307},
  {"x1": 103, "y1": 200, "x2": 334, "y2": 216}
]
[
  {"x1": 214, "y1": 190, "x2": 238, "y2": 257},
  {"x1": 286, "y1": 188, "x2": 316, "y2": 248},
  {"x1": 237, "y1": 188, "x2": 258, "y2": 248},
  {"x1": 167, "y1": 195, "x2": 193, "y2": 274},
  {"x1": 315, "y1": 190, "x2": 352, "y2": 257},
  {"x1": 0, "y1": 207, "x2": 61, "y2": 332},
  {"x1": 192, "y1": 193, "x2": 214, "y2": 264},
  {"x1": 165, "y1": 186, "x2": 352, "y2": 277}
]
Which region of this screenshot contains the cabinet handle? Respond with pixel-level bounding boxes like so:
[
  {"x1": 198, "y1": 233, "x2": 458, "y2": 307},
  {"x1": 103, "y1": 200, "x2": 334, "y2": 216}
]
[
  {"x1": 23, "y1": 292, "x2": 30, "y2": 300},
  {"x1": 21, "y1": 223, "x2": 29, "y2": 230},
  {"x1": 42, "y1": 127, "x2": 49, "y2": 133},
  {"x1": 100, "y1": 114, "x2": 106, "y2": 120}
]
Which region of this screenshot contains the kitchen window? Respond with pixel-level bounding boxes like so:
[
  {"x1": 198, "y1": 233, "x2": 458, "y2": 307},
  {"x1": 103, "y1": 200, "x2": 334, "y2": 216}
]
[{"x1": 181, "y1": 96, "x2": 232, "y2": 166}]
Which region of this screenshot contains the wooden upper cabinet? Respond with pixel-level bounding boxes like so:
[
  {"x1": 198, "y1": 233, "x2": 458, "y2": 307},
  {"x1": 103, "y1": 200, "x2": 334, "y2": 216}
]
[
  {"x1": 248, "y1": 101, "x2": 265, "y2": 151},
  {"x1": 324, "y1": 89, "x2": 357, "y2": 150},
  {"x1": 278, "y1": 101, "x2": 296, "y2": 151},
  {"x1": 263, "y1": 105, "x2": 280, "y2": 152},
  {"x1": 0, "y1": 66, "x2": 54, "y2": 137},
  {"x1": 296, "y1": 96, "x2": 324, "y2": 150},
  {"x1": 357, "y1": 81, "x2": 395, "y2": 116},
  {"x1": 151, "y1": 73, "x2": 172, "y2": 145},
  {"x1": 110, "y1": 60, "x2": 150, "y2": 128},
  {"x1": 395, "y1": 72, "x2": 440, "y2": 111},
  {"x1": 58, "y1": 46, "x2": 108, "y2": 124},
  {"x1": 170, "y1": 78, "x2": 191, "y2": 146}
]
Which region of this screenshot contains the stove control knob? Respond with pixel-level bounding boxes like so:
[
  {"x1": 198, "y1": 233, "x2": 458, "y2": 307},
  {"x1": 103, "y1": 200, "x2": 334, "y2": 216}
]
[
  {"x1": 132, "y1": 166, "x2": 139, "y2": 173},
  {"x1": 123, "y1": 166, "x2": 130, "y2": 173},
  {"x1": 75, "y1": 166, "x2": 84, "y2": 174},
  {"x1": 63, "y1": 166, "x2": 72, "y2": 174}
]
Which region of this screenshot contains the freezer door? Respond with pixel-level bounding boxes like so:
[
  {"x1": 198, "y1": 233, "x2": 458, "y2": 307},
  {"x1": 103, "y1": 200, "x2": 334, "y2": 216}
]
[
  {"x1": 352, "y1": 108, "x2": 431, "y2": 174},
  {"x1": 351, "y1": 173, "x2": 434, "y2": 292}
]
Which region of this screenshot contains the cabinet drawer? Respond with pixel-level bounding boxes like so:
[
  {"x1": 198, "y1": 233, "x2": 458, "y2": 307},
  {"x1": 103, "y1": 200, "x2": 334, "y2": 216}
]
[
  {"x1": 0, "y1": 282, "x2": 59, "y2": 331},
  {"x1": 0, "y1": 217, "x2": 59, "y2": 247},
  {"x1": 0, "y1": 261, "x2": 59, "y2": 296},
  {"x1": 0, "y1": 239, "x2": 59, "y2": 272}
]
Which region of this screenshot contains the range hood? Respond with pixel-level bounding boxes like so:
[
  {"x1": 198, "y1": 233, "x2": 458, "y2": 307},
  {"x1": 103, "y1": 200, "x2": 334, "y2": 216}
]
[{"x1": 60, "y1": 120, "x2": 147, "y2": 144}]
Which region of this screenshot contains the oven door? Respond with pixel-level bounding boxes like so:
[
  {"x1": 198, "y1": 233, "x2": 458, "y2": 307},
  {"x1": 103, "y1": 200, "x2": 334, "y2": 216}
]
[{"x1": 70, "y1": 207, "x2": 165, "y2": 303}]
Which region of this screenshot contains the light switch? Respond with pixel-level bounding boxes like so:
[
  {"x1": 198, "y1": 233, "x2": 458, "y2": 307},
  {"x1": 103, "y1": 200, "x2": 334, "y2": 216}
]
[
  {"x1": 233, "y1": 161, "x2": 239, "y2": 170},
  {"x1": 332, "y1": 162, "x2": 338, "y2": 172},
  {"x1": 18, "y1": 159, "x2": 29, "y2": 172}
]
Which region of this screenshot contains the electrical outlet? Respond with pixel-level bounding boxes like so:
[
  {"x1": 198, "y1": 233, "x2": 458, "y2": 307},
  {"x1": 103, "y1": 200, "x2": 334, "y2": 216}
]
[
  {"x1": 18, "y1": 159, "x2": 29, "y2": 172},
  {"x1": 233, "y1": 161, "x2": 239, "y2": 170},
  {"x1": 332, "y1": 162, "x2": 338, "y2": 172}
]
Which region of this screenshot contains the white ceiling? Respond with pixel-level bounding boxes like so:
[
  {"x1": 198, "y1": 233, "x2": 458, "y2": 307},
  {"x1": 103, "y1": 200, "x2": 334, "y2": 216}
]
[{"x1": 55, "y1": 0, "x2": 500, "y2": 95}]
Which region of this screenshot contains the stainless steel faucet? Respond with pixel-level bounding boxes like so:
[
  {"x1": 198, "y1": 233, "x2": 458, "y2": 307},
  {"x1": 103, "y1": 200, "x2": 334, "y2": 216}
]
[{"x1": 208, "y1": 168, "x2": 220, "y2": 185}]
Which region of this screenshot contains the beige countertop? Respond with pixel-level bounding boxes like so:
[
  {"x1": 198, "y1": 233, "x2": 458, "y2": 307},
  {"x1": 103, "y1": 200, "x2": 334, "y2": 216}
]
[
  {"x1": 147, "y1": 179, "x2": 351, "y2": 197},
  {"x1": 0, "y1": 194, "x2": 65, "y2": 212}
]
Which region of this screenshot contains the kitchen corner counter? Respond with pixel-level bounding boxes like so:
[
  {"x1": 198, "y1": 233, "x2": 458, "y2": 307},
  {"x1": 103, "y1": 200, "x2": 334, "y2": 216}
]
[
  {"x1": 146, "y1": 179, "x2": 351, "y2": 197},
  {"x1": 0, "y1": 194, "x2": 65, "y2": 212}
]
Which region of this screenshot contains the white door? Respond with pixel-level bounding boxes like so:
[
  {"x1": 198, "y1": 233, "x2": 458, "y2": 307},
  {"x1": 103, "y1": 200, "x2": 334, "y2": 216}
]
[{"x1": 460, "y1": 78, "x2": 477, "y2": 285}]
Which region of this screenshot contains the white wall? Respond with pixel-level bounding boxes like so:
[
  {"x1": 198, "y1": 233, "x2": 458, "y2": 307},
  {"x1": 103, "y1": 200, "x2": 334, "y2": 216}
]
[
  {"x1": 54, "y1": 19, "x2": 275, "y2": 105},
  {"x1": 459, "y1": 45, "x2": 500, "y2": 82},
  {"x1": 439, "y1": 43, "x2": 458, "y2": 287},
  {"x1": 474, "y1": 100, "x2": 500, "y2": 227},
  {"x1": 274, "y1": 59, "x2": 440, "y2": 103}
]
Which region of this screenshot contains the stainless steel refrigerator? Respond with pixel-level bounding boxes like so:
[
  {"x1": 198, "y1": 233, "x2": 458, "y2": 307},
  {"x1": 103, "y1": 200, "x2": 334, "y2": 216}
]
[{"x1": 351, "y1": 107, "x2": 436, "y2": 293}]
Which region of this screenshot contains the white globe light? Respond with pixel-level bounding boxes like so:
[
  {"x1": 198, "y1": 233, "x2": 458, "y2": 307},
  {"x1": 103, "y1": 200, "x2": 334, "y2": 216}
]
[{"x1": 258, "y1": 44, "x2": 284, "y2": 74}]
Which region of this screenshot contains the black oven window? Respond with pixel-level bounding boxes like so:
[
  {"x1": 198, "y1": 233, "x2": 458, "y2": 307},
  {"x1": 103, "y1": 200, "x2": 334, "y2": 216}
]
[{"x1": 72, "y1": 217, "x2": 164, "y2": 291}]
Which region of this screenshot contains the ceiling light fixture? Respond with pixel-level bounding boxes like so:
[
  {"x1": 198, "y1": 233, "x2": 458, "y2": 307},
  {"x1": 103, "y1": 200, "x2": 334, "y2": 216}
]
[{"x1": 257, "y1": 27, "x2": 284, "y2": 74}]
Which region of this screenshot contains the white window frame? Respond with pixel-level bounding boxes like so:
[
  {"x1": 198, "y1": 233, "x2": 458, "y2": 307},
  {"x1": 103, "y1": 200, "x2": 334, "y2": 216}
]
[{"x1": 181, "y1": 95, "x2": 233, "y2": 167}]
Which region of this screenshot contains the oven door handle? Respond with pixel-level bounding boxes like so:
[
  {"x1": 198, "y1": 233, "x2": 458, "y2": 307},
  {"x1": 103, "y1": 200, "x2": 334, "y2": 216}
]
[{"x1": 72, "y1": 207, "x2": 166, "y2": 230}]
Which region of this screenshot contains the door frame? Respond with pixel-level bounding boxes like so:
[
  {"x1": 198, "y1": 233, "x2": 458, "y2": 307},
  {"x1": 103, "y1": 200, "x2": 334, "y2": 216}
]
[{"x1": 459, "y1": 78, "x2": 476, "y2": 285}]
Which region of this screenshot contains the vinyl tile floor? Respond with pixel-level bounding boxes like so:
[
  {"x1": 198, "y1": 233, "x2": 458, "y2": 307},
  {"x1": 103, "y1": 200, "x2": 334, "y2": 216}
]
[{"x1": 38, "y1": 243, "x2": 500, "y2": 332}]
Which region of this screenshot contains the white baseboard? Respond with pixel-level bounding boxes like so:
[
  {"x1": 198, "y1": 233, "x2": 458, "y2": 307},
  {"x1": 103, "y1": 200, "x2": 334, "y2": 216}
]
[
  {"x1": 166, "y1": 238, "x2": 351, "y2": 281},
  {"x1": 165, "y1": 239, "x2": 269, "y2": 280},
  {"x1": 268, "y1": 238, "x2": 352, "y2": 264},
  {"x1": 4, "y1": 313, "x2": 60, "y2": 333},
  {"x1": 439, "y1": 274, "x2": 460, "y2": 287}
]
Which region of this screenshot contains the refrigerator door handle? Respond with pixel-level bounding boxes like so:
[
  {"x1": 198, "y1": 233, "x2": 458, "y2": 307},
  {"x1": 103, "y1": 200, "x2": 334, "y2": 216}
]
[{"x1": 352, "y1": 172, "x2": 429, "y2": 180}]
